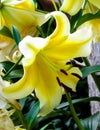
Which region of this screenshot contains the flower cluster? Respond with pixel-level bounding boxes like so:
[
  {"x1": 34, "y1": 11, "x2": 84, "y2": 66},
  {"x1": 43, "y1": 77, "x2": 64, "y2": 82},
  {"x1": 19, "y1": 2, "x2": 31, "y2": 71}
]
[{"x1": 0, "y1": 0, "x2": 100, "y2": 129}]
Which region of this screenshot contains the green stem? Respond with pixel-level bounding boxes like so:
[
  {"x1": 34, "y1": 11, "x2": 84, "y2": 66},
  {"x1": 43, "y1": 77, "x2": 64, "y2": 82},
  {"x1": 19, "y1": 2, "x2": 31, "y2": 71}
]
[
  {"x1": 17, "y1": 110, "x2": 27, "y2": 129},
  {"x1": 66, "y1": 92, "x2": 84, "y2": 130},
  {"x1": 3, "y1": 55, "x2": 24, "y2": 80},
  {"x1": 51, "y1": 0, "x2": 58, "y2": 11},
  {"x1": 72, "y1": 0, "x2": 87, "y2": 32},
  {"x1": 10, "y1": 103, "x2": 27, "y2": 129},
  {"x1": 36, "y1": 25, "x2": 46, "y2": 38},
  {"x1": 58, "y1": 0, "x2": 62, "y2": 7},
  {"x1": 47, "y1": 17, "x2": 54, "y2": 36},
  {"x1": 83, "y1": 57, "x2": 100, "y2": 91}
]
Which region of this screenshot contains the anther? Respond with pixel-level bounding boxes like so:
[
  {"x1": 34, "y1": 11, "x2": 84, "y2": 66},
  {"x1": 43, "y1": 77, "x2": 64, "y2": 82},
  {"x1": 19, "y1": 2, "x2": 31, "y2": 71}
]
[
  {"x1": 56, "y1": 77, "x2": 61, "y2": 86},
  {"x1": 56, "y1": 77, "x2": 72, "y2": 92},
  {"x1": 60, "y1": 69, "x2": 68, "y2": 76},
  {"x1": 71, "y1": 73, "x2": 82, "y2": 80},
  {"x1": 66, "y1": 61, "x2": 71, "y2": 65},
  {"x1": 60, "y1": 82, "x2": 72, "y2": 92}
]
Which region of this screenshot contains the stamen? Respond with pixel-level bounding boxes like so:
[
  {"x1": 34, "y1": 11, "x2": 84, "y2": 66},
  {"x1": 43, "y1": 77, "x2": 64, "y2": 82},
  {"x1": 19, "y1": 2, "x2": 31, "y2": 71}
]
[
  {"x1": 60, "y1": 69, "x2": 68, "y2": 76},
  {"x1": 56, "y1": 77, "x2": 72, "y2": 92},
  {"x1": 66, "y1": 61, "x2": 71, "y2": 65},
  {"x1": 56, "y1": 77, "x2": 61, "y2": 86},
  {"x1": 71, "y1": 73, "x2": 82, "y2": 80},
  {"x1": 66, "y1": 60, "x2": 82, "y2": 68},
  {"x1": 71, "y1": 60, "x2": 76, "y2": 65},
  {"x1": 60, "y1": 82, "x2": 72, "y2": 92}
]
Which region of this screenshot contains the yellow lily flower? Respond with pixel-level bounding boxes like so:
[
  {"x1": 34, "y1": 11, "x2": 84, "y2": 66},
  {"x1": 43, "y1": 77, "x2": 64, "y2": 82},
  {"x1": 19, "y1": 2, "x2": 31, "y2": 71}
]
[
  {"x1": 60, "y1": 0, "x2": 100, "y2": 15},
  {"x1": 2, "y1": 11, "x2": 92, "y2": 116},
  {"x1": 0, "y1": 0, "x2": 45, "y2": 34},
  {"x1": 0, "y1": 0, "x2": 46, "y2": 61}
]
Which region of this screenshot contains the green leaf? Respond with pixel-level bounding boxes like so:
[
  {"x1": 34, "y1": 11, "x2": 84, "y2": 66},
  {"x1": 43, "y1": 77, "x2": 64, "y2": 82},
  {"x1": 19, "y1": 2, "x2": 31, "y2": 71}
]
[
  {"x1": 33, "y1": 0, "x2": 37, "y2": 4},
  {"x1": 4, "y1": 69, "x2": 23, "y2": 80},
  {"x1": 70, "y1": 9, "x2": 83, "y2": 33},
  {"x1": 57, "y1": 96, "x2": 100, "y2": 109},
  {"x1": 0, "y1": 26, "x2": 12, "y2": 38},
  {"x1": 81, "y1": 112, "x2": 100, "y2": 130},
  {"x1": 1, "y1": 61, "x2": 23, "y2": 80},
  {"x1": 19, "y1": 97, "x2": 28, "y2": 110},
  {"x1": 81, "y1": 65, "x2": 100, "y2": 79},
  {"x1": 25, "y1": 101, "x2": 40, "y2": 129},
  {"x1": 12, "y1": 25, "x2": 21, "y2": 45},
  {"x1": 1, "y1": 61, "x2": 22, "y2": 71},
  {"x1": 76, "y1": 10, "x2": 100, "y2": 28}
]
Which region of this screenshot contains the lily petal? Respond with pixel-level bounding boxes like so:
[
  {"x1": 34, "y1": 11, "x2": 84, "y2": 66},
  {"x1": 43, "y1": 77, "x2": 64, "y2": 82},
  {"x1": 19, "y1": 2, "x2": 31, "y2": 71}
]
[
  {"x1": 44, "y1": 23, "x2": 92, "y2": 61},
  {"x1": 1, "y1": 7, "x2": 45, "y2": 32},
  {"x1": 2, "y1": 62, "x2": 38, "y2": 99},
  {"x1": 46, "y1": 11, "x2": 70, "y2": 39},
  {"x1": 5, "y1": 0, "x2": 35, "y2": 11},
  {"x1": 19, "y1": 36, "x2": 48, "y2": 66},
  {"x1": 35, "y1": 55, "x2": 62, "y2": 116},
  {"x1": 58, "y1": 67, "x2": 82, "y2": 91},
  {"x1": 60, "y1": 0, "x2": 84, "y2": 16},
  {"x1": 89, "y1": 0, "x2": 100, "y2": 9}
]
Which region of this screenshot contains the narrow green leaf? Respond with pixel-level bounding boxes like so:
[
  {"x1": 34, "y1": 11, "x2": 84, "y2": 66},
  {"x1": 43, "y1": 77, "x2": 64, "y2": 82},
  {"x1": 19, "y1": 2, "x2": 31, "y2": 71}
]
[
  {"x1": 57, "y1": 96, "x2": 100, "y2": 109},
  {"x1": 1, "y1": 61, "x2": 23, "y2": 72},
  {"x1": 0, "y1": 26, "x2": 12, "y2": 38},
  {"x1": 1, "y1": 61, "x2": 14, "y2": 72},
  {"x1": 70, "y1": 9, "x2": 83, "y2": 33},
  {"x1": 81, "y1": 112, "x2": 100, "y2": 130},
  {"x1": 1, "y1": 60, "x2": 23, "y2": 80},
  {"x1": 19, "y1": 97, "x2": 28, "y2": 110},
  {"x1": 3, "y1": 69, "x2": 23, "y2": 80},
  {"x1": 25, "y1": 101, "x2": 40, "y2": 129},
  {"x1": 81, "y1": 65, "x2": 100, "y2": 79},
  {"x1": 12, "y1": 25, "x2": 21, "y2": 45},
  {"x1": 76, "y1": 10, "x2": 100, "y2": 28}
]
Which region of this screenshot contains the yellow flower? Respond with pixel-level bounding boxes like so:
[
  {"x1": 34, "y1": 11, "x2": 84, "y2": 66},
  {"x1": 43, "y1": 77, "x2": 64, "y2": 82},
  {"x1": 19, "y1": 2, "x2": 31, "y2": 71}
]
[
  {"x1": 60, "y1": 0, "x2": 100, "y2": 15},
  {"x1": 0, "y1": 0, "x2": 45, "y2": 34},
  {"x1": 2, "y1": 11, "x2": 92, "y2": 116},
  {"x1": 0, "y1": 0, "x2": 46, "y2": 61}
]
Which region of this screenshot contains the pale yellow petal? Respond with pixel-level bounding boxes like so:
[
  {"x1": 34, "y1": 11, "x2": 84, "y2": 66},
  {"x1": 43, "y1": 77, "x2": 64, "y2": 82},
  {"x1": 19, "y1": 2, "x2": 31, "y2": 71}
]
[
  {"x1": 89, "y1": 0, "x2": 100, "y2": 9},
  {"x1": 60, "y1": 0, "x2": 84, "y2": 16},
  {"x1": 1, "y1": 6, "x2": 45, "y2": 32},
  {"x1": 46, "y1": 11, "x2": 70, "y2": 39},
  {"x1": 44, "y1": 26, "x2": 92, "y2": 61},
  {"x1": 58, "y1": 67, "x2": 82, "y2": 91},
  {"x1": 9, "y1": 0, "x2": 35, "y2": 11},
  {"x1": 35, "y1": 55, "x2": 62, "y2": 116},
  {"x1": 2, "y1": 62, "x2": 38, "y2": 99},
  {"x1": 86, "y1": 19, "x2": 100, "y2": 42},
  {"x1": 19, "y1": 36, "x2": 48, "y2": 66}
]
